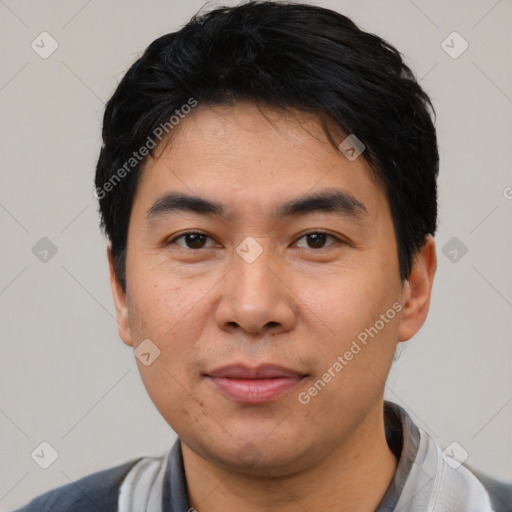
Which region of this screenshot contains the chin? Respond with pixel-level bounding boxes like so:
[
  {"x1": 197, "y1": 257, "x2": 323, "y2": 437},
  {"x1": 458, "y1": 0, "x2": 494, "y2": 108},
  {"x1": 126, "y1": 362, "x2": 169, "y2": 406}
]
[{"x1": 188, "y1": 427, "x2": 318, "y2": 477}]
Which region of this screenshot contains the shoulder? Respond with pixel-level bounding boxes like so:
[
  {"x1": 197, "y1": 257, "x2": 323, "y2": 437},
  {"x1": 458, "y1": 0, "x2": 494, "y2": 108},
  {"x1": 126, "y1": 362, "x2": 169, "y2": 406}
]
[
  {"x1": 469, "y1": 467, "x2": 512, "y2": 512},
  {"x1": 13, "y1": 458, "x2": 142, "y2": 512}
]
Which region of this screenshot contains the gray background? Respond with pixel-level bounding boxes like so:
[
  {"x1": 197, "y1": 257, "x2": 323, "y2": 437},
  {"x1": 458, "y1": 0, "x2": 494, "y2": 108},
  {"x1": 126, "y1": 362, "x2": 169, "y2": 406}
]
[{"x1": 1, "y1": 0, "x2": 511, "y2": 509}]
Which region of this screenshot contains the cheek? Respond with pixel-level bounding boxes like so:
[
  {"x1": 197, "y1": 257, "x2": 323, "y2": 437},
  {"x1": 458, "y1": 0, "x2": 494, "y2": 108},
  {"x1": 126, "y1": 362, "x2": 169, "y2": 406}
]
[
  {"x1": 137, "y1": 359, "x2": 205, "y2": 435},
  {"x1": 293, "y1": 262, "x2": 401, "y2": 396},
  {"x1": 295, "y1": 267, "x2": 396, "y2": 342},
  {"x1": 297, "y1": 310, "x2": 400, "y2": 429},
  {"x1": 126, "y1": 275, "x2": 211, "y2": 408},
  {"x1": 128, "y1": 268, "x2": 205, "y2": 341}
]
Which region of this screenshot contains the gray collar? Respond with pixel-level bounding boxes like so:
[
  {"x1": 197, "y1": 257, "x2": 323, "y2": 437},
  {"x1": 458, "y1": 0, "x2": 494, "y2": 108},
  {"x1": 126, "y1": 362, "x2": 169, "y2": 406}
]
[
  {"x1": 161, "y1": 400, "x2": 421, "y2": 511},
  {"x1": 375, "y1": 401, "x2": 421, "y2": 510}
]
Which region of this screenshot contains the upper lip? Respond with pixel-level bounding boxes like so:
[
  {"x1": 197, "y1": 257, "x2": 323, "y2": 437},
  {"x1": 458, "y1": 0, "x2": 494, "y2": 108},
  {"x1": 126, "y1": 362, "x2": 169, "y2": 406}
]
[{"x1": 206, "y1": 363, "x2": 306, "y2": 379}]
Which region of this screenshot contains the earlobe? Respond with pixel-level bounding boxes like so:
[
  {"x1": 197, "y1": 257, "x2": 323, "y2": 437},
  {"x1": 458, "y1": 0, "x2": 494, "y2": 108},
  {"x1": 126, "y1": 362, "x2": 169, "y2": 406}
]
[
  {"x1": 107, "y1": 245, "x2": 134, "y2": 347},
  {"x1": 397, "y1": 235, "x2": 437, "y2": 342}
]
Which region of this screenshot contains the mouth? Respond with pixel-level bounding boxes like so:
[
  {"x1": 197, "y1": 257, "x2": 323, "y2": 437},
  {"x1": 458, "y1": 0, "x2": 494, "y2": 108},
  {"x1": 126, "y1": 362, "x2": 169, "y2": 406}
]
[{"x1": 204, "y1": 363, "x2": 308, "y2": 404}]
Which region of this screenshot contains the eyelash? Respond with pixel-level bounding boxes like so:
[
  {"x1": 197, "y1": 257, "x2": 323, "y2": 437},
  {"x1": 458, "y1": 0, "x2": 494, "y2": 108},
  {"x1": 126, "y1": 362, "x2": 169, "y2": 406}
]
[{"x1": 167, "y1": 231, "x2": 343, "y2": 250}]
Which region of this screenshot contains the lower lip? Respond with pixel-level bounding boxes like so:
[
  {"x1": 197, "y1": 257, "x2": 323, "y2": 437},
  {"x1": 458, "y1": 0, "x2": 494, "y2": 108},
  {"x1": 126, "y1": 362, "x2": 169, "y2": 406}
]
[{"x1": 208, "y1": 376, "x2": 304, "y2": 404}]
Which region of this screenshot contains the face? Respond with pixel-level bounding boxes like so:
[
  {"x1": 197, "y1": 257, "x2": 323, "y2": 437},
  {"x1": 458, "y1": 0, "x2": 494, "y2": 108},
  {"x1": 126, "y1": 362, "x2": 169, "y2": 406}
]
[{"x1": 109, "y1": 102, "x2": 435, "y2": 476}]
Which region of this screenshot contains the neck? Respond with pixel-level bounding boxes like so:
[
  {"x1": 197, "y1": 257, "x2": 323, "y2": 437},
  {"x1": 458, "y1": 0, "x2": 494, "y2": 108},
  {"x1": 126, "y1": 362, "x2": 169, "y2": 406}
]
[{"x1": 181, "y1": 402, "x2": 398, "y2": 512}]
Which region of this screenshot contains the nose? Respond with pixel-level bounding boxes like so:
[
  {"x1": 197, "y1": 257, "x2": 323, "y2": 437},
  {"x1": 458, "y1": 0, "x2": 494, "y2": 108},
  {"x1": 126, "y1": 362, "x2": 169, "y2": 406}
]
[{"x1": 215, "y1": 248, "x2": 297, "y2": 336}]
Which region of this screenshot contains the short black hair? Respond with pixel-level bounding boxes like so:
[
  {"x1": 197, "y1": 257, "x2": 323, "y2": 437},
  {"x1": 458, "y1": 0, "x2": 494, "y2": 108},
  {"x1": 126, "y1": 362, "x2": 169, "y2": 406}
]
[{"x1": 95, "y1": 0, "x2": 438, "y2": 291}]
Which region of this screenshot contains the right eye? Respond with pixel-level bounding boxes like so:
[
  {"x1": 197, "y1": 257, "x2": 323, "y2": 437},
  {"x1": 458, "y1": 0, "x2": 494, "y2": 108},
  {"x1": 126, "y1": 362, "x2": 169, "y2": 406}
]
[{"x1": 167, "y1": 232, "x2": 218, "y2": 250}]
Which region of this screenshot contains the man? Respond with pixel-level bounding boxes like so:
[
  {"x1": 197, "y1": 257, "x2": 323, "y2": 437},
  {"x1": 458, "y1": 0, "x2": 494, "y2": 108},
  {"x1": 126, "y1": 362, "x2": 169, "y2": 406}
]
[{"x1": 16, "y1": 1, "x2": 511, "y2": 511}]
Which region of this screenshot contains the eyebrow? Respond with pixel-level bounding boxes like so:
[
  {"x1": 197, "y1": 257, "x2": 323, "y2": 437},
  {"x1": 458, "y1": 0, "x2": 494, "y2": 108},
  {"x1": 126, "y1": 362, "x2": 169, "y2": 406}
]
[{"x1": 146, "y1": 190, "x2": 368, "y2": 223}]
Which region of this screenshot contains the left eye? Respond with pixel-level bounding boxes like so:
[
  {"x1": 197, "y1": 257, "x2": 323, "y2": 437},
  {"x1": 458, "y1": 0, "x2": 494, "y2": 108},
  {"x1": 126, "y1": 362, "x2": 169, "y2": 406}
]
[{"x1": 295, "y1": 232, "x2": 339, "y2": 249}]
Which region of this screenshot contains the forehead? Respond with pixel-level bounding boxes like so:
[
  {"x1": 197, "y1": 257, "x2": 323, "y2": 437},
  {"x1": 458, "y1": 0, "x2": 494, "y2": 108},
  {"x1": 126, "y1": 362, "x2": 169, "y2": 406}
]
[{"x1": 133, "y1": 102, "x2": 388, "y2": 220}]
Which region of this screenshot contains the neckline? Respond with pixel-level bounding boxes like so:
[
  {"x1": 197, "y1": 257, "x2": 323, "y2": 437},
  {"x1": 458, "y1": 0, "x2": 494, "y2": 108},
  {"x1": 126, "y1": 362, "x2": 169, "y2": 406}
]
[{"x1": 163, "y1": 401, "x2": 421, "y2": 511}]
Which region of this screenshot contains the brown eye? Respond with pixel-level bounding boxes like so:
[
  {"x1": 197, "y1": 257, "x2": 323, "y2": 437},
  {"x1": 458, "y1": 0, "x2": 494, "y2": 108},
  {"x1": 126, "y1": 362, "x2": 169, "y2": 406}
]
[
  {"x1": 172, "y1": 232, "x2": 215, "y2": 249},
  {"x1": 295, "y1": 232, "x2": 338, "y2": 249}
]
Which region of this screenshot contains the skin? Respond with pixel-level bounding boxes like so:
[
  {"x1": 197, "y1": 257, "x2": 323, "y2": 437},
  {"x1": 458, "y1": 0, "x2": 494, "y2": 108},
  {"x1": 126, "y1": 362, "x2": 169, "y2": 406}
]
[{"x1": 108, "y1": 102, "x2": 437, "y2": 512}]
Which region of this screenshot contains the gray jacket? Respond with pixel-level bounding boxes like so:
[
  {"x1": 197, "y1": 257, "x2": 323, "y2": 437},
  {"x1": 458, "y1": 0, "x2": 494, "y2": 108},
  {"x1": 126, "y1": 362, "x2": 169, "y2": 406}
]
[{"x1": 15, "y1": 402, "x2": 512, "y2": 511}]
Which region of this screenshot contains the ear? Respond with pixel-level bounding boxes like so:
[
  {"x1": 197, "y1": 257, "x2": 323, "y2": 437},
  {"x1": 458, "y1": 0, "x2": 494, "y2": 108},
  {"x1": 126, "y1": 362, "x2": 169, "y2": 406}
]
[
  {"x1": 107, "y1": 244, "x2": 134, "y2": 347},
  {"x1": 397, "y1": 235, "x2": 437, "y2": 342}
]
